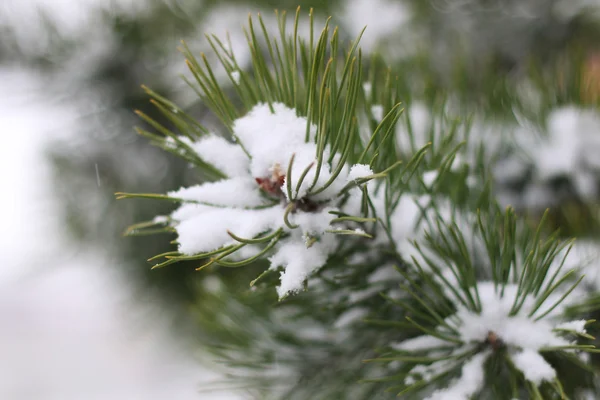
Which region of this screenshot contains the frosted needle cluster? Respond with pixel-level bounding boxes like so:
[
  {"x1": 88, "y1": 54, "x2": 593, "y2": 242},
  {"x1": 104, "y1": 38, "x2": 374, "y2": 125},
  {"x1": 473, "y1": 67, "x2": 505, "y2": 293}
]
[
  {"x1": 165, "y1": 103, "x2": 375, "y2": 298},
  {"x1": 392, "y1": 282, "x2": 592, "y2": 399}
]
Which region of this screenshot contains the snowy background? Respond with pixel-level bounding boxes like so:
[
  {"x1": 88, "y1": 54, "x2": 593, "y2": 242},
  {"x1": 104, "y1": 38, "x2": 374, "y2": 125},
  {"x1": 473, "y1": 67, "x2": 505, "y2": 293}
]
[
  {"x1": 0, "y1": 65, "x2": 241, "y2": 400},
  {"x1": 0, "y1": 0, "x2": 240, "y2": 398}
]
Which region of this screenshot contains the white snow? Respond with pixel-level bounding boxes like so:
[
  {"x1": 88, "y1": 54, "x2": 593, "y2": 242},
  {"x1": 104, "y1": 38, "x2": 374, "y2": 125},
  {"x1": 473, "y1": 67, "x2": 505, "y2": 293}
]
[
  {"x1": 367, "y1": 264, "x2": 398, "y2": 284},
  {"x1": 371, "y1": 104, "x2": 384, "y2": 121},
  {"x1": 166, "y1": 103, "x2": 375, "y2": 297},
  {"x1": 231, "y1": 70, "x2": 241, "y2": 84},
  {"x1": 0, "y1": 0, "x2": 150, "y2": 55},
  {"x1": 233, "y1": 103, "x2": 314, "y2": 161},
  {"x1": 338, "y1": 0, "x2": 412, "y2": 53},
  {"x1": 394, "y1": 279, "x2": 590, "y2": 395},
  {"x1": 185, "y1": 135, "x2": 249, "y2": 178},
  {"x1": 423, "y1": 170, "x2": 438, "y2": 187},
  {"x1": 347, "y1": 164, "x2": 374, "y2": 183},
  {"x1": 392, "y1": 335, "x2": 449, "y2": 351},
  {"x1": 512, "y1": 350, "x2": 556, "y2": 385},
  {"x1": 288, "y1": 207, "x2": 338, "y2": 236},
  {"x1": 270, "y1": 235, "x2": 337, "y2": 298},
  {"x1": 153, "y1": 215, "x2": 169, "y2": 224},
  {"x1": 233, "y1": 103, "x2": 318, "y2": 195},
  {"x1": 425, "y1": 351, "x2": 489, "y2": 400},
  {"x1": 396, "y1": 102, "x2": 434, "y2": 153},
  {"x1": 363, "y1": 82, "x2": 373, "y2": 98},
  {"x1": 535, "y1": 107, "x2": 584, "y2": 180},
  {"x1": 169, "y1": 177, "x2": 266, "y2": 208},
  {"x1": 176, "y1": 207, "x2": 282, "y2": 254},
  {"x1": 390, "y1": 194, "x2": 433, "y2": 261},
  {"x1": 450, "y1": 154, "x2": 464, "y2": 171},
  {"x1": 557, "y1": 240, "x2": 600, "y2": 290},
  {"x1": 555, "y1": 320, "x2": 588, "y2": 334},
  {"x1": 0, "y1": 66, "x2": 238, "y2": 399},
  {"x1": 334, "y1": 307, "x2": 369, "y2": 328},
  {"x1": 501, "y1": 106, "x2": 600, "y2": 207},
  {"x1": 170, "y1": 202, "x2": 213, "y2": 222},
  {"x1": 404, "y1": 349, "x2": 471, "y2": 386},
  {"x1": 455, "y1": 283, "x2": 570, "y2": 350}
]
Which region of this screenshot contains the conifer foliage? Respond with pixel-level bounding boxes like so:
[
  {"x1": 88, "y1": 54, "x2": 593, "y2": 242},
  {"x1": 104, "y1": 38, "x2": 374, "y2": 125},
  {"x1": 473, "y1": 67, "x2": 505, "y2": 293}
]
[{"x1": 119, "y1": 8, "x2": 600, "y2": 399}]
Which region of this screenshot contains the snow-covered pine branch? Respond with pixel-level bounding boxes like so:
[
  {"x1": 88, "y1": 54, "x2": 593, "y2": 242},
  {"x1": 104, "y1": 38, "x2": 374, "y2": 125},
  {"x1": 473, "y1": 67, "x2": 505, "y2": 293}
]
[
  {"x1": 117, "y1": 8, "x2": 600, "y2": 400},
  {"x1": 117, "y1": 10, "x2": 411, "y2": 299},
  {"x1": 370, "y1": 208, "x2": 598, "y2": 399}
]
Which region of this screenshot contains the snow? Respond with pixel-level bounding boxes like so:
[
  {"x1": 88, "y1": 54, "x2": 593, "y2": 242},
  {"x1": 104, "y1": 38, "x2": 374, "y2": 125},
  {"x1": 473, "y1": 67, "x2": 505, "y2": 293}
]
[
  {"x1": 338, "y1": 0, "x2": 411, "y2": 52},
  {"x1": 0, "y1": 257, "x2": 241, "y2": 400},
  {"x1": 390, "y1": 194, "x2": 432, "y2": 260},
  {"x1": 404, "y1": 350, "x2": 469, "y2": 386},
  {"x1": 573, "y1": 171, "x2": 598, "y2": 199},
  {"x1": 231, "y1": 70, "x2": 241, "y2": 84},
  {"x1": 270, "y1": 234, "x2": 337, "y2": 298},
  {"x1": 334, "y1": 307, "x2": 369, "y2": 328},
  {"x1": 367, "y1": 264, "x2": 398, "y2": 284},
  {"x1": 0, "y1": 66, "x2": 238, "y2": 399},
  {"x1": 425, "y1": 351, "x2": 489, "y2": 400},
  {"x1": 166, "y1": 103, "x2": 375, "y2": 297},
  {"x1": 512, "y1": 350, "x2": 556, "y2": 385},
  {"x1": 170, "y1": 177, "x2": 266, "y2": 208},
  {"x1": 499, "y1": 106, "x2": 600, "y2": 208},
  {"x1": 233, "y1": 103, "x2": 314, "y2": 163},
  {"x1": 185, "y1": 135, "x2": 249, "y2": 178},
  {"x1": 0, "y1": 0, "x2": 150, "y2": 55},
  {"x1": 535, "y1": 107, "x2": 583, "y2": 180},
  {"x1": 450, "y1": 154, "x2": 463, "y2": 171},
  {"x1": 176, "y1": 207, "x2": 282, "y2": 254},
  {"x1": 171, "y1": 202, "x2": 213, "y2": 221},
  {"x1": 153, "y1": 215, "x2": 169, "y2": 224},
  {"x1": 371, "y1": 104, "x2": 384, "y2": 121},
  {"x1": 392, "y1": 335, "x2": 449, "y2": 351},
  {"x1": 363, "y1": 82, "x2": 373, "y2": 98},
  {"x1": 288, "y1": 207, "x2": 338, "y2": 236},
  {"x1": 455, "y1": 283, "x2": 570, "y2": 350},
  {"x1": 535, "y1": 144, "x2": 576, "y2": 180},
  {"x1": 390, "y1": 195, "x2": 428, "y2": 240},
  {"x1": 555, "y1": 320, "x2": 588, "y2": 334},
  {"x1": 423, "y1": 170, "x2": 438, "y2": 187},
  {"x1": 552, "y1": 240, "x2": 600, "y2": 290},
  {"x1": 233, "y1": 103, "x2": 319, "y2": 196},
  {"x1": 462, "y1": 283, "x2": 569, "y2": 345},
  {"x1": 541, "y1": 106, "x2": 600, "y2": 196},
  {"x1": 396, "y1": 102, "x2": 434, "y2": 153},
  {"x1": 347, "y1": 164, "x2": 374, "y2": 182},
  {"x1": 394, "y1": 279, "x2": 590, "y2": 395}
]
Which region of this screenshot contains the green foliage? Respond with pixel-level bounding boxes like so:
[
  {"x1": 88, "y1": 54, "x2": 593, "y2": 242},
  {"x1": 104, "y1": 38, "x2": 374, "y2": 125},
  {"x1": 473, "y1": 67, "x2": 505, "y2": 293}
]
[
  {"x1": 78, "y1": 3, "x2": 600, "y2": 399},
  {"x1": 118, "y1": 8, "x2": 421, "y2": 273},
  {"x1": 368, "y1": 208, "x2": 598, "y2": 398}
]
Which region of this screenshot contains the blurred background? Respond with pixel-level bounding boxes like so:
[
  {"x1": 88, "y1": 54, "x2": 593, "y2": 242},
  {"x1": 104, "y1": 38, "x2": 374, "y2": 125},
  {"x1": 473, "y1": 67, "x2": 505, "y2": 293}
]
[{"x1": 2, "y1": 0, "x2": 600, "y2": 398}]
